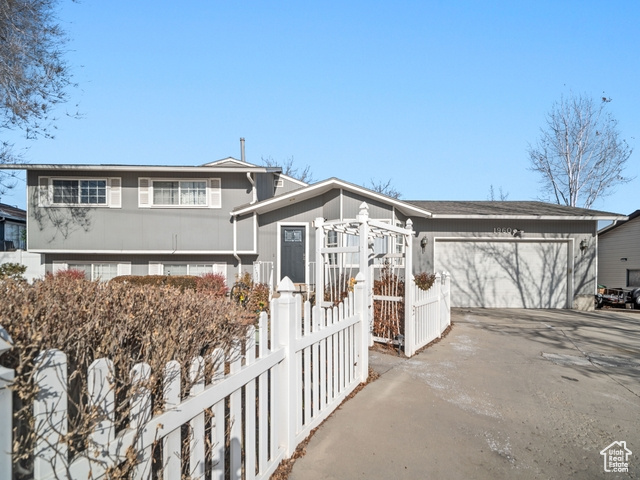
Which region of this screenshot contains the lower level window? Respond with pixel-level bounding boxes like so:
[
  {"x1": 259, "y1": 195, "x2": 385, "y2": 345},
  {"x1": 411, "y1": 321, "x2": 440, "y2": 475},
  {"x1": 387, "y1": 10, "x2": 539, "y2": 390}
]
[
  {"x1": 160, "y1": 263, "x2": 226, "y2": 277},
  {"x1": 628, "y1": 269, "x2": 640, "y2": 287},
  {"x1": 55, "y1": 262, "x2": 125, "y2": 281}
]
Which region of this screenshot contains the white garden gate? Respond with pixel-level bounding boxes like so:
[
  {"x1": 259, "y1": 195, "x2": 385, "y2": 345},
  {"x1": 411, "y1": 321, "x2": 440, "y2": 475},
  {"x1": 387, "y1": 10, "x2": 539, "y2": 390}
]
[
  {"x1": 313, "y1": 202, "x2": 416, "y2": 347},
  {"x1": 313, "y1": 202, "x2": 451, "y2": 356}
]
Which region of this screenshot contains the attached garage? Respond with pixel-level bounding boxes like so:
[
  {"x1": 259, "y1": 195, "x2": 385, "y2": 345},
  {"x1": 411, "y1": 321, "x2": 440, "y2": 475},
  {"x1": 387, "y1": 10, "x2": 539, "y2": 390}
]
[
  {"x1": 434, "y1": 239, "x2": 569, "y2": 308},
  {"x1": 408, "y1": 201, "x2": 626, "y2": 310}
]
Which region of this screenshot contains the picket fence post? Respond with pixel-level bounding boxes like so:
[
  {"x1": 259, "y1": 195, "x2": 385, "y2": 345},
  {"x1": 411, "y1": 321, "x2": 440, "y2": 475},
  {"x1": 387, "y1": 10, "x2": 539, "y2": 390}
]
[
  {"x1": 0, "y1": 327, "x2": 14, "y2": 480},
  {"x1": 353, "y1": 272, "x2": 368, "y2": 383},
  {"x1": 33, "y1": 349, "x2": 68, "y2": 479},
  {"x1": 357, "y1": 203, "x2": 374, "y2": 347},
  {"x1": 404, "y1": 218, "x2": 415, "y2": 357},
  {"x1": 274, "y1": 276, "x2": 298, "y2": 458},
  {"x1": 435, "y1": 273, "x2": 442, "y2": 337}
]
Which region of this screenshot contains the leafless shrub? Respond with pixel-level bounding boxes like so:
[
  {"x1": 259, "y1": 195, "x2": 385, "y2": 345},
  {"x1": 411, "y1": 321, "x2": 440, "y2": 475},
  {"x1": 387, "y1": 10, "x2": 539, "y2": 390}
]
[
  {"x1": 414, "y1": 272, "x2": 436, "y2": 291},
  {"x1": 0, "y1": 276, "x2": 252, "y2": 478},
  {"x1": 373, "y1": 267, "x2": 405, "y2": 341}
]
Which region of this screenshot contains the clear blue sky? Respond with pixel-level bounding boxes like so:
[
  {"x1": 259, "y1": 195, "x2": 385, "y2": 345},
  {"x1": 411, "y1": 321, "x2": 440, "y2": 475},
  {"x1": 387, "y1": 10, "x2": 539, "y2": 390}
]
[{"x1": 2, "y1": 0, "x2": 638, "y2": 215}]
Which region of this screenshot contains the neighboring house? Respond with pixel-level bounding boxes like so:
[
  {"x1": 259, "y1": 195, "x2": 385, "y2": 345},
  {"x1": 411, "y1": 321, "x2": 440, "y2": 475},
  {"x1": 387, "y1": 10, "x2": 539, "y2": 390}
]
[
  {"x1": 597, "y1": 209, "x2": 640, "y2": 289},
  {"x1": 1, "y1": 158, "x2": 625, "y2": 309},
  {"x1": 0, "y1": 203, "x2": 26, "y2": 251},
  {"x1": 0, "y1": 203, "x2": 44, "y2": 282}
]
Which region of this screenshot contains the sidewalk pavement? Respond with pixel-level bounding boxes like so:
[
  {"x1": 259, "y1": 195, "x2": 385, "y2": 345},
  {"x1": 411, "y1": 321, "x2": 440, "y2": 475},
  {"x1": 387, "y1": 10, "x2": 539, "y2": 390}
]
[{"x1": 288, "y1": 308, "x2": 640, "y2": 479}]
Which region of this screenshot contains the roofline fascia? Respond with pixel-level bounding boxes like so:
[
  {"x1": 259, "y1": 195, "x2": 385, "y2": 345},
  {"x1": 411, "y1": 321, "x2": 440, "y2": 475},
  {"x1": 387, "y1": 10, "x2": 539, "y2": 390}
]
[
  {"x1": 29, "y1": 249, "x2": 258, "y2": 255},
  {"x1": 0, "y1": 164, "x2": 281, "y2": 173},
  {"x1": 430, "y1": 214, "x2": 627, "y2": 221}
]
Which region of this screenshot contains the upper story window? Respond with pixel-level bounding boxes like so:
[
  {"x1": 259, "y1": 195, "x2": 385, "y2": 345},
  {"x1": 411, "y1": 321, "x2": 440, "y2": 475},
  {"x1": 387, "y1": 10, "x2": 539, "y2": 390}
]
[
  {"x1": 53, "y1": 179, "x2": 107, "y2": 205},
  {"x1": 38, "y1": 177, "x2": 121, "y2": 208},
  {"x1": 139, "y1": 178, "x2": 220, "y2": 208}
]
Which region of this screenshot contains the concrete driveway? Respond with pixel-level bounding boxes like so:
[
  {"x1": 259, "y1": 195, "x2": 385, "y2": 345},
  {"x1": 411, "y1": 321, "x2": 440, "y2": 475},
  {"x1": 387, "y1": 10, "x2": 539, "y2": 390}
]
[{"x1": 288, "y1": 308, "x2": 640, "y2": 479}]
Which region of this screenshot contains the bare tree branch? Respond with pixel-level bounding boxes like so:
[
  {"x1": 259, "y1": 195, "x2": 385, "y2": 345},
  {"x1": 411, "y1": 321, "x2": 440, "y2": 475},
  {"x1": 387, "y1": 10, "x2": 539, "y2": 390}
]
[
  {"x1": 368, "y1": 178, "x2": 401, "y2": 199},
  {"x1": 487, "y1": 185, "x2": 509, "y2": 201},
  {"x1": 528, "y1": 93, "x2": 634, "y2": 208},
  {"x1": 0, "y1": 0, "x2": 76, "y2": 190},
  {"x1": 261, "y1": 155, "x2": 315, "y2": 184}
]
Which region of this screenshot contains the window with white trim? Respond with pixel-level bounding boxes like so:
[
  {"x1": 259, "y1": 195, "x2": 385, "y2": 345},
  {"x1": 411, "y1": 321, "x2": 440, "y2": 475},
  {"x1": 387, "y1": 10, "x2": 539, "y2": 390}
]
[
  {"x1": 151, "y1": 262, "x2": 227, "y2": 278},
  {"x1": 139, "y1": 178, "x2": 220, "y2": 208},
  {"x1": 38, "y1": 177, "x2": 121, "y2": 208},
  {"x1": 628, "y1": 269, "x2": 640, "y2": 287},
  {"x1": 53, "y1": 262, "x2": 129, "y2": 281}
]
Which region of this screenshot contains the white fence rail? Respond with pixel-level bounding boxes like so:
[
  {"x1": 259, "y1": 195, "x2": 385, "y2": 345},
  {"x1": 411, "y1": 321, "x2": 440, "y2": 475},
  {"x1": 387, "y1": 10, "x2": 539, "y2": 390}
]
[
  {"x1": 404, "y1": 272, "x2": 451, "y2": 357},
  {"x1": 0, "y1": 275, "x2": 368, "y2": 480}
]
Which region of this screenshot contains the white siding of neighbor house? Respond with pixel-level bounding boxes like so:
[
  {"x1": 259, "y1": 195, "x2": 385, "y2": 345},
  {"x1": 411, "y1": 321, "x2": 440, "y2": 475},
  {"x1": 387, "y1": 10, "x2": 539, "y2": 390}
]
[{"x1": 598, "y1": 218, "x2": 640, "y2": 288}]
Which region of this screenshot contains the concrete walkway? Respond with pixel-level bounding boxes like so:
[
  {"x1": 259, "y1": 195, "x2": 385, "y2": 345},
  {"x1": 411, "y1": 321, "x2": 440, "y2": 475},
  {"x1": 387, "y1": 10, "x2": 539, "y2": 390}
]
[{"x1": 288, "y1": 308, "x2": 640, "y2": 479}]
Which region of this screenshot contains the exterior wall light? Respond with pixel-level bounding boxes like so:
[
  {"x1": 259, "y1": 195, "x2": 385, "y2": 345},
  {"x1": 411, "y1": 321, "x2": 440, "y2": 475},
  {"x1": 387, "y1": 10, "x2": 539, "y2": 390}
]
[
  {"x1": 580, "y1": 239, "x2": 588, "y2": 252},
  {"x1": 420, "y1": 236, "x2": 428, "y2": 252}
]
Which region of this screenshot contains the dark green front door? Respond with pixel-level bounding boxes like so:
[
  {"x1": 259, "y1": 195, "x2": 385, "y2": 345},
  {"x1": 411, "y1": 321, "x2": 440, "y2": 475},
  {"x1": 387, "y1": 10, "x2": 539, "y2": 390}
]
[{"x1": 281, "y1": 226, "x2": 305, "y2": 283}]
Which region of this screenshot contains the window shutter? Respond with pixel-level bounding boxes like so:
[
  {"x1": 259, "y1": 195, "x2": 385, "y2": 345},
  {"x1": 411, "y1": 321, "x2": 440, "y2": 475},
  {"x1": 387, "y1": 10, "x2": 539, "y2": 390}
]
[
  {"x1": 38, "y1": 177, "x2": 51, "y2": 207},
  {"x1": 148, "y1": 262, "x2": 163, "y2": 275},
  {"x1": 209, "y1": 178, "x2": 221, "y2": 208},
  {"x1": 139, "y1": 178, "x2": 150, "y2": 207},
  {"x1": 109, "y1": 178, "x2": 122, "y2": 208},
  {"x1": 117, "y1": 263, "x2": 131, "y2": 276}
]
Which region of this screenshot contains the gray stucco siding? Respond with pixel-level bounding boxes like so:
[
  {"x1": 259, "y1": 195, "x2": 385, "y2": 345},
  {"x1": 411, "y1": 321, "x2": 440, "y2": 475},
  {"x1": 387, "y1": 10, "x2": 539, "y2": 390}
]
[
  {"x1": 236, "y1": 213, "x2": 255, "y2": 252},
  {"x1": 321, "y1": 190, "x2": 340, "y2": 220},
  {"x1": 27, "y1": 170, "x2": 255, "y2": 252},
  {"x1": 409, "y1": 218, "x2": 598, "y2": 308},
  {"x1": 255, "y1": 197, "x2": 325, "y2": 279},
  {"x1": 341, "y1": 190, "x2": 394, "y2": 219}
]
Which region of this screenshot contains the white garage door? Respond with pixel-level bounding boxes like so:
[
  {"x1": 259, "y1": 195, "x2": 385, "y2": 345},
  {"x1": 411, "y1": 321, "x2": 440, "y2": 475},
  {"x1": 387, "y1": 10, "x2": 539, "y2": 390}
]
[{"x1": 435, "y1": 240, "x2": 569, "y2": 309}]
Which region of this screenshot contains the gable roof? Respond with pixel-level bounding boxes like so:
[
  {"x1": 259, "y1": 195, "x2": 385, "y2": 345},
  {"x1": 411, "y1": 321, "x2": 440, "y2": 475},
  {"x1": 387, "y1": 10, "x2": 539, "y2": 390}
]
[
  {"x1": 598, "y1": 209, "x2": 640, "y2": 236},
  {"x1": 232, "y1": 177, "x2": 433, "y2": 218},
  {"x1": 406, "y1": 200, "x2": 626, "y2": 221},
  {"x1": 202, "y1": 157, "x2": 258, "y2": 168},
  {"x1": 0, "y1": 203, "x2": 26, "y2": 222}
]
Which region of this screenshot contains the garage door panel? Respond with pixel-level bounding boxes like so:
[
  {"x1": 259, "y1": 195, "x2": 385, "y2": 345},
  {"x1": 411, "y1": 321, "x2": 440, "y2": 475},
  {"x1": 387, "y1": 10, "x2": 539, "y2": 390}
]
[{"x1": 436, "y1": 241, "x2": 568, "y2": 308}]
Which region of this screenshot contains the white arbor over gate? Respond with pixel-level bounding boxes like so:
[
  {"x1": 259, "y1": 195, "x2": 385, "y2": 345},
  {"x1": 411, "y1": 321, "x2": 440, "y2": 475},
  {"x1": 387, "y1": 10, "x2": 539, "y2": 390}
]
[{"x1": 314, "y1": 202, "x2": 415, "y2": 347}]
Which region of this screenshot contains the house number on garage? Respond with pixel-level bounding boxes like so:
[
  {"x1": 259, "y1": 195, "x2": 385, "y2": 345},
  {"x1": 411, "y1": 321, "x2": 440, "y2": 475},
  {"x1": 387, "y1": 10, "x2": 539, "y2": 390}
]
[{"x1": 494, "y1": 227, "x2": 513, "y2": 234}]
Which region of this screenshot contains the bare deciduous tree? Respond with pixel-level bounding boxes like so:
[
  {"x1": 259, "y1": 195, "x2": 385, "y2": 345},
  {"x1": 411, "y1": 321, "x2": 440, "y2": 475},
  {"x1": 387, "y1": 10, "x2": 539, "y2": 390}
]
[
  {"x1": 261, "y1": 155, "x2": 315, "y2": 184},
  {"x1": 487, "y1": 184, "x2": 509, "y2": 201},
  {"x1": 368, "y1": 178, "x2": 401, "y2": 199},
  {"x1": 0, "y1": 0, "x2": 75, "y2": 189},
  {"x1": 528, "y1": 93, "x2": 633, "y2": 208}
]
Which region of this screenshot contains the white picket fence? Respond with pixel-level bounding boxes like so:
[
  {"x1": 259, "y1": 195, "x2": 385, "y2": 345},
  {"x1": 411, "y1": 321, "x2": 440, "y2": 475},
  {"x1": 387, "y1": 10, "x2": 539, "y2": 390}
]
[
  {"x1": 404, "y1": 272, "x2": 451, "y2": 357},
  {"x1": 0, "y1": 275, "x2": 369, "y2": 480}
]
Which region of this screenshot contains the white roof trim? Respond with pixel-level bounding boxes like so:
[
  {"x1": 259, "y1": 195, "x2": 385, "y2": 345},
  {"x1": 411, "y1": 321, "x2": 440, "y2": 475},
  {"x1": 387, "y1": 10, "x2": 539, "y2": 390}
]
[
  {"x1": 202, "y1": 157, "x2": 258, "y2": 167},
  {"x1": 232, "y1": 178, "x2": 433, "y2": 217},
  {"x1": 1, "y1": 164, "x2": 280, "y2": 173},
  {"x1": 430, "y1": 214, "x2": 626, "y2": 221},
  {"x1": 30, "y1": 249, "x2": 257, "y2": 255}
]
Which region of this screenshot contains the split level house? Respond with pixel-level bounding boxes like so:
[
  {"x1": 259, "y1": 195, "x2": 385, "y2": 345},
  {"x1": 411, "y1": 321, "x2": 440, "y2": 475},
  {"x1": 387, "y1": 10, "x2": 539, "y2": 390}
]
[{"x1": 5, "y1": 157, "x2": 626, "y2": 310}]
